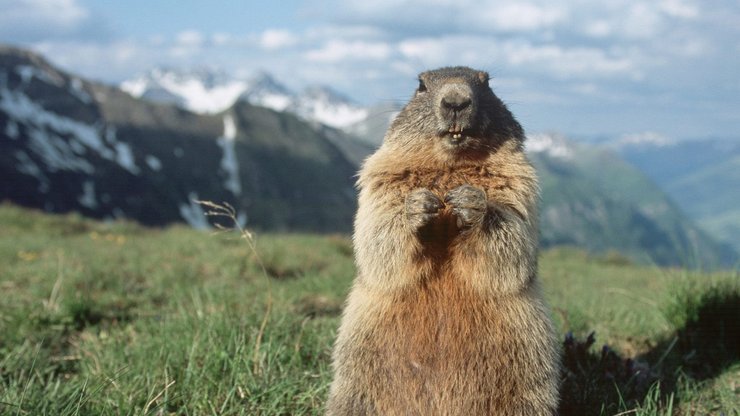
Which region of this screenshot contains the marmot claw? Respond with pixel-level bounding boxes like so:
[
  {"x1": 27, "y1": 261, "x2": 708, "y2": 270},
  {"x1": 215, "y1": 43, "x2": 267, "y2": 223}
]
[
  {"x1": 445, "y1": 184, "x2": 487, "y2": 229},
  {"x1": 405, "y1": 188, "x2": 443, "y2": 230}
]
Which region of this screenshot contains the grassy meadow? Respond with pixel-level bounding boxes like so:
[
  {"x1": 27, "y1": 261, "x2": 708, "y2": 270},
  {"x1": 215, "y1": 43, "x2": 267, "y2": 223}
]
[{"x1": 0, "y1": 203, "x2": 737, "y2": 415}]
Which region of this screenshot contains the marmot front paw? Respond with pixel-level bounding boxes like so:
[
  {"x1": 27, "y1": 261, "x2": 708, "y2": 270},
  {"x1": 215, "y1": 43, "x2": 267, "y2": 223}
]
[
  {"x1": 405, "y1": 188, "x2": 443, "y2": 231},
  {"x1": 445, "y1": 184, "x2": 487, "y2": 229}
]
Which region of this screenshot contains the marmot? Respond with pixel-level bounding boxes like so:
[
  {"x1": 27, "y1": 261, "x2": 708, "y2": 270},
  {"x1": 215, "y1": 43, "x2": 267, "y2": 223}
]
[{"x1": 327, "y1": 67, "x2": 560, "y2": 415}]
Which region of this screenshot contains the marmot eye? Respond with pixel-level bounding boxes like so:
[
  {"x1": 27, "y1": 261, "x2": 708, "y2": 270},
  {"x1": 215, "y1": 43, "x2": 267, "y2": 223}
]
[{"x1": 417, "y1": 79, "x2": 427, "y2": 93}]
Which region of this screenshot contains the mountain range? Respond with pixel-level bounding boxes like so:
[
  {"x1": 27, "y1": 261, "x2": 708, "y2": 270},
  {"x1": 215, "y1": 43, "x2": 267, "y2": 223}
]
[
  {"x1": 0, "y1": 45, "x2": 369, "y2": 233},
  {"x1": 120, "y1": 67, "x2": 369, "y2": 130},
  {"x1": 0, "y1": 44, "x2": 736, "y2": 267}
]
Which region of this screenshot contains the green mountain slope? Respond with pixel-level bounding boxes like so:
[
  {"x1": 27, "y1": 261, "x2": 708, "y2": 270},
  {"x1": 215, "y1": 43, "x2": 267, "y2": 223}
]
[
  {"x1": 617, "y1": 139, "x2": 740, "y2": 251},
  {"x1": 530, "y1": 137, "x2": 736, "y2": 267}
]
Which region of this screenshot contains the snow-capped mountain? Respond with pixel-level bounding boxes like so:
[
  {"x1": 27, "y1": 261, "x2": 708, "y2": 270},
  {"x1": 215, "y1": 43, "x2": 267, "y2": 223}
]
[
  {"x1": 291, "y1": 86, "x2": 368, "y2": 129},
  {"x1": 344, "y1": 101, "x2": 402, "y2": 146},
  {"x1": 121, "y1": 68, "x2": 368, "y2": 129},
  {"x1": 238, "y1": 71, "x2": 293, "y2": 112},
  {"x1": 120, "y1": 67, "x2": 248, "y2": 114},
  {"x1": 1, "y1": 45, "x2": 363, "y2": 231},
  {"x1": 525, "y1": 132, "x2": 574, "y2": 159}
]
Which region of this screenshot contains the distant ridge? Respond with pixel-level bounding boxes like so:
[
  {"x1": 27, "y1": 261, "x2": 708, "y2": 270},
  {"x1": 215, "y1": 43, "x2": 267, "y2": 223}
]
[
  {"x1": 526, "y1": 133, "x2": 737, "y2": 267},
  {"x1": 614, "y1": 136, "x2": 740, "y2": 253}
]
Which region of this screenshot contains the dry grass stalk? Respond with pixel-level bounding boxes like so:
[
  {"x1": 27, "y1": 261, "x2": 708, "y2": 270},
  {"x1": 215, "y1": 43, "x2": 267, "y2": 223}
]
[{"x1": 196, "y1": 200, "x2": 273, "y2": 376}]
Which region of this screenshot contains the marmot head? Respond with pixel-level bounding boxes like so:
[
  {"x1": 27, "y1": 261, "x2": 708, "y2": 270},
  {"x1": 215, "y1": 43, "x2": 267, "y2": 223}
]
[{"x1": 386, "y1": 66, "x2": 524, "y2": 160}]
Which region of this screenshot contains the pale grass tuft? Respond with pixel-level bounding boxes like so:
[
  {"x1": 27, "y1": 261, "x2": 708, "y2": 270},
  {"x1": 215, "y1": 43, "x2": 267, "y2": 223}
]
[
  {"x1": 143, "y1": 379, "x2": 176, "y2": 414},
  {"x1": 43, "y1": 251, "x2": 65, "y2": 313},
  {"x1": 196, "y1": 200, "x2": 273, "y2": 376}
]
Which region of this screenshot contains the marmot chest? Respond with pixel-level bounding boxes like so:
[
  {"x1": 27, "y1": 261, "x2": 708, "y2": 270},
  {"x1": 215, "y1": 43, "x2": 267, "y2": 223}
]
[
  {"x1": 397, "y1": 165, "x2": 503, "y2": 196},
  {"x1": 379, "y1": 275, "x2": 495, "y2": 369}
]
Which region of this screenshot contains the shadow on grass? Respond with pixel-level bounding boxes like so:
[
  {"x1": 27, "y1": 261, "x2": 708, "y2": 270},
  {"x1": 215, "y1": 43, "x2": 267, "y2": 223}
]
[{"x1": 559, "y1": 287, "x2": 739, "y2": 415}]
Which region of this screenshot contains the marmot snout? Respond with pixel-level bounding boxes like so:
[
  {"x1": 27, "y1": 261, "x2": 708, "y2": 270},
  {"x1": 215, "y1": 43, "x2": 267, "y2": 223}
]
[
  {"x1": 436, "y1": 80, "x2": 475, "y2": 140},
  {"x1": 327, "y1": 66, "x2": 561, "y2": 416}
]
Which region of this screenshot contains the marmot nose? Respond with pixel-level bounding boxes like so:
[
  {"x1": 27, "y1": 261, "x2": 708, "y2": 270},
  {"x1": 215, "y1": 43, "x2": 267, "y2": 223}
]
[{"x1": 441, "y1": 93, "x2": 472, "y2": 112}]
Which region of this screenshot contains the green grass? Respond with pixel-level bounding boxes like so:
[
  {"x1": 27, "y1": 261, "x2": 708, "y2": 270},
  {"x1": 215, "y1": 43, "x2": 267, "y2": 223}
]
[{"x1": 0, "y1": 203, "x2": 737, "y2": 415}]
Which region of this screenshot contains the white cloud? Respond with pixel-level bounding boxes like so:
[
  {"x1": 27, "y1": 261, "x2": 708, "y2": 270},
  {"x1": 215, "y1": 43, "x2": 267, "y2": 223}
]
[
  {"x1": 305, "y1": 25, "x2": 387, "y2": 40},
  {"x1": 570, "y1": 83, "x2": 601, "y2": 96},
  {"x1": 398, "y1": 38, "x2": 449, "y2": 64},
  {"x1": 576, "y1": 1, "x2": 700, "y2": 41},
  {"x1": 659, "y1": 0, "x2": 699, "y2": 19},
  {"x1": 2, "y1": 0, "x2": 88, "y2": 28},
  {"x1": 583, "y1": 20, "x2": 613, "y2": 38},
  {"x1": 175, "y1": 30, "x2": 205, "y2": 47},
  {"x1": 32, "y1": 40, "x2": 153, "y2": 81},
  {"x1": 259, "y1": 29, "x2": 298, "y2": 50},
  {"x1": 398, "y1": 35, "x2": 639, "y2": 80},
  {"x1": 624, "y1": 4, "x2": 665, "y2": 39},
  {"x1": 321, "y1": 0, "x2": 568, "y2": 34},
  {"x1": 479, "y1": 3, "x2": 565, "y2": 31},
  {"x1": 211, "y1": 33, "x2": 232, "y2": 46},
  {"x1": 169, "y1": 30, "x2": 206, "y2": 59},
  {"x1": 305, "y1": 40, "x2": 392, "y2": 62},
  {"x1": 0, "y1": 0, "x2": 94, "y2": 41},
  {"x1": 148, "y1": 34, "x2": 166, "y2": 46},
  {"x1": 398, "y1": 36, "x2": 496, "y2": 69},
  {"x1": 502, "y1": 42, "x2": 638, "y2": 78}
]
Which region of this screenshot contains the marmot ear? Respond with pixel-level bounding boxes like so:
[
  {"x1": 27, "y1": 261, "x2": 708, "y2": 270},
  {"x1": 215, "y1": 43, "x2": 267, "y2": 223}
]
[
  {"x1": 417, "y1": 78, "x2": 428, "y2": 93},
  {"x1": 478, "y1": 71, "x2": 490, "y2": 84}
]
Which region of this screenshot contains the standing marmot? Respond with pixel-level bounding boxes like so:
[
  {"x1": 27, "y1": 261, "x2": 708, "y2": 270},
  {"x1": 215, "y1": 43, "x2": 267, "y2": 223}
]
[{"x1": 327, "y1": 67, "x2": 560, "y2": 415}]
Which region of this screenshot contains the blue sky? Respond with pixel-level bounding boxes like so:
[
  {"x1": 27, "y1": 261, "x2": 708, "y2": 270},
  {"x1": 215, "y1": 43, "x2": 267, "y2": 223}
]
[{"x1": 1, "y1": 0, "x2": 738, "y2": 140}]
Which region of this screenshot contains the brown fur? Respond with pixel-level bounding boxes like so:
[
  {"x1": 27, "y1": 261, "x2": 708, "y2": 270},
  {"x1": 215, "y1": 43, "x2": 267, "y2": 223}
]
[{"x1": 327, "y1": 67, "x2": 560, "y2": 415}]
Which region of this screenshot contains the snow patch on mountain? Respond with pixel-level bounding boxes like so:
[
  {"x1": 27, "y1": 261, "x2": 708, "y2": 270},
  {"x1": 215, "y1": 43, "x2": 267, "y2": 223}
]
[
  {"x1": 145, "y1": 155, "x2": 162, "y2": 171},
  {"x1": 256, "y1": 93, "x2": 291, "y2": 111},
  {"x1": 239, "y1": 72, "x2": 293, "y2": 112},
  {"x1": 0, "y1": 87, "x2": 140, "y2": 175},
  {"x1": 121, "y1": 68, "x2": 248, "y2": 114},
  {"x1": 5, "y1": 119, "x2": 19, "y2": 139},
  {"x1": 26, "y1": 121, "x2": 95, "y2": 173},
  {"x1": 179, "y1": 192, "x2": 210, "y2": 229},
  {"x1": 113, "y1": 141, "x2": 140, "y2": 175},
  {"x1": 525, "y1": 133, "x2": 573, "y2": 159},
  {"x1": 2, "y1": 88, "x2": 108, "y2": 158},
  {"x1": 121, "y1": 68, "x2": 369, "y2": 129},
  {"x1": 69, "y1": 78, "x2": 92, "y2": 104},
  {"x1": 14, "y1": 150, "x2": 49, "y2": 191},
  {"x1": 216, "y1": 113, "x2": 242, "y2": 196},
  {"x1": 78, "y1": 180, "x2": 98, "y2": 209},
  {"x1": 293, "y1": 87, "x2": 368, "y2": 128},
  {"x1": 15, "y1": 65, "x2": 64, "y2": 87}
]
